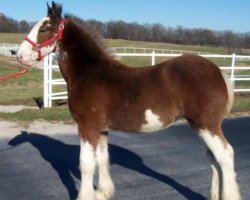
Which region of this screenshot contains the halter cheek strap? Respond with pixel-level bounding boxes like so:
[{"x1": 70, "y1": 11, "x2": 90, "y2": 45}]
[
  {"x1": 24, "y1": 37, "x2": 43, "y2": 61},
  {"x1": 24, "y1": 18, "x2": 65, "y2": 61}
]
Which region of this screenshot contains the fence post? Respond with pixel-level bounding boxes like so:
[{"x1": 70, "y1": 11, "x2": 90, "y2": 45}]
[
  {"x1": 152, "y1": 51, "x2": 155, "y2": 65},
  {"x1": 43, "y1": 56, "x2": 49, "y2": 108},
  {"x1": 230, "y1": 53, "x2": 236, "y2": 89},
  {"x1": 48, "y1": 54, "x2": 53, "y2": 108}
]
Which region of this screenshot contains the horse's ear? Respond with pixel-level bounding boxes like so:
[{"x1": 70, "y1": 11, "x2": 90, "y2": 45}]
[
  {"x1": 52, "y1": 1, "x2": 62, "y2": 19},
  {"x1": 47, "y1": 1, "x2": 62, "y2": 19},
  {"x1": 47, "y1": 2, "x2": 53, "y2": 17},
  {"x1": 21, "y1": 131, "x2": 28, "y2": 135},
  {"x1": 52, "y1": 1, "x2": 56, "y2": 8}
]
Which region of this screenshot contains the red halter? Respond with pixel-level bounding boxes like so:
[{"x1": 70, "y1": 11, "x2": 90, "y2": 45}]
[{"x1": 24, "y1": 18, "x2": 65, "y2": 61}]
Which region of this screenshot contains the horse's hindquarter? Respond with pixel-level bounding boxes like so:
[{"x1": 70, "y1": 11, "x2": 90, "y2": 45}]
[
  {"x1": 108, "y1": 55, "x2": 228, "y2": 132},
  {"x1": 165, "y1": 55, "x2": 229, "y2": 129}
]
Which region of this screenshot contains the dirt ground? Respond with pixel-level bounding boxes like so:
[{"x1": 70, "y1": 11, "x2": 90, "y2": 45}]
[
  {"x1": 0, "y1": 105, "x2": 39, "y2": 113},
  {"x1": 0, "y1": 120, "x2": 77, "y2": 139}
]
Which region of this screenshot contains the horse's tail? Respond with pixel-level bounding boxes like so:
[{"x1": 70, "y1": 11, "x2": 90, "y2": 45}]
[{"x1": 223, "y1": 74, "x2": 234, "y2": 114}]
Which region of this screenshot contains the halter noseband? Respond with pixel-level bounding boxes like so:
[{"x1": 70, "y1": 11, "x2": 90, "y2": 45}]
[{"x1": 24, "y1": 18, "x2": 65, "y2": 61}]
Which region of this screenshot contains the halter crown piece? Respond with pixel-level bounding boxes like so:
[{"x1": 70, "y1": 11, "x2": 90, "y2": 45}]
[{"x1": 24, "y1": 18, "x2": 65, "y2": 62}]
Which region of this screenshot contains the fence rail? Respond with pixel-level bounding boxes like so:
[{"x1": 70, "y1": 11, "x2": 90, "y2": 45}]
[
  {"x1": 0, "y1": 43, "x2": 20, "y2": 56},
  {"x1": 111, "y1": 47, "x2": 213, "y2": 55},
  {"x1": 43, "y1": 52, "x2": 250, "y2": 108},
  {"x1": 0, "y1": 44, "x2": 212, "y2": 57}
]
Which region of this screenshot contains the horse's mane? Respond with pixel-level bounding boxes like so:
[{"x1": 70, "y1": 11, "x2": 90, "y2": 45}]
[{"x1": 64, "y1": 13, "x2": 111, "y2": 56}]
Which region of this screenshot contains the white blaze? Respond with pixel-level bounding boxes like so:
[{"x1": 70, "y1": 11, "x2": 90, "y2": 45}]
[{"x1": 27, "y1": 17, "x2": 50, "y2": 43}]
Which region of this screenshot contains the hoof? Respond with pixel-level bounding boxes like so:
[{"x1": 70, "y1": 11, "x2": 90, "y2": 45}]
[
  {"x1": 95, "y1": 185, "x2": 115, "y2": 200},
  {"x1": 95, "y1": 190, "x2": 107, "y2": 200},
  {"x1": 76, "y1": 192, "x2": 95, "y2": 200}
]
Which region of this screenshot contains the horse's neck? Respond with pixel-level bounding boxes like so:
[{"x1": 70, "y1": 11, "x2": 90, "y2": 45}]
[{"x1": 57, "y1": 21, "x2": 111, "y2": 85}]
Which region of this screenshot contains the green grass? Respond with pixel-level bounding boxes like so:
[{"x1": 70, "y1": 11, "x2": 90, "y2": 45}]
[
  {"x1": 0, "y1": 33, "x2": 25, "y2": 43},
  {"x1": 0, "y1": 55, "x2": 44, "y2": 104},
  {"x1": 0, "y1": 107, "x2": 72, "y2": 122},
  {"x1": 119, "y1": 57, "x2": 153, "y2": 67},
  {"x1": 106, "y1": 39, "x2": 230, "y2": 54},
  {"x1": 232, "y1": 94, "x2": 250, "y2": 112},
  {"x1": 0, "y1": 55, "x2": 65, "y2": 105},
  {"x1": 119, "y1": 53, "x2": 250, "y2": 70}
]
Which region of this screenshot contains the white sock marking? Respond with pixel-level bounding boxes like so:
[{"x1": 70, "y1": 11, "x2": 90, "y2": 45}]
[
  {"x1": 95, "y1": 136, "x2": 115, "y2": 199},
  {"x1": 77, "y1": 140, "x2": 95, "y2": 200},
  {"x1": 199, "y1": 129, "x2": 241, "y2": 200},
  {"x1": 210, "y1": 162, "x2": 220, "y2": 200}
]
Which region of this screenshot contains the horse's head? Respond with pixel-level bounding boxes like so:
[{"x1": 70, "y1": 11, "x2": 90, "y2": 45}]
[
  {"x1": 8, "y1": 131, "x2": 30, "y2": 147},
  {"x1": 17, "y1": 1, "x2": 63, "y2": 66}
]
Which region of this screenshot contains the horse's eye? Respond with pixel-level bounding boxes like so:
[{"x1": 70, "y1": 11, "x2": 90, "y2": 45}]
[{"x1": 39, "y1": 29, "x2": 46, "y2": 33}]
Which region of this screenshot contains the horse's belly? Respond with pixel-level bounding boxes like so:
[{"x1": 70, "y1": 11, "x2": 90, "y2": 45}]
[
  {"x1": 109, "y1": 106, "x2": 176, "y2": 133},
  {"x1": 139, "y1": 109, "x2": 164, "y2": 132}
]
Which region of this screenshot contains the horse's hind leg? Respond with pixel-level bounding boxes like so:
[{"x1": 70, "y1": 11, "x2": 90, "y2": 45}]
[
  {"x1": 199, "y1": 128, "x2": 241, "y2": 200},
  {"x1": 95, "y1": 132, "x2": 115, "y2": 200},
  {"x1": 207, "y1": 149, "x2": 222, "y2": 200}
]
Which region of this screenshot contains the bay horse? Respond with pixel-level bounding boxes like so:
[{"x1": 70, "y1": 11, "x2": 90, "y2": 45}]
[{"x1": 17, "y1": 2, "x2": 241, "y2": 200}]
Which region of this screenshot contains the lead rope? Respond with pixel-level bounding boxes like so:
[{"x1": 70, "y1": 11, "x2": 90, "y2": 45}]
[{"x1": 0, "y1": 63, "x2": 37, "y2": 81}]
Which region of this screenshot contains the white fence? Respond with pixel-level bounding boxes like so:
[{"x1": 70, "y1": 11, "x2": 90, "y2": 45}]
[
  {"x1": 42, "y1": 52, "x2": 250, "y2": 108},
  {"x1": 0, "y1": 44, "x2": 211, "y2": 57},
  {"x1": 111, "y1": 47, "x2": 213, "y2": 55},
  {"x1": 43, "y1": 55, "x2": 67, "y2": 108},
  {"x1": 0, "y1": 43, "x2": 44, "y2": 69},
  {"x1": 0, "y1": 43, "x2": 20, "y2": 56}
]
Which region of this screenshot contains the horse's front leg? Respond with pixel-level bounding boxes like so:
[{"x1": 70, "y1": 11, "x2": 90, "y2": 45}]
[
  {"x1": 95, "y1": 132, "x2": 115, "y2": 200},
  {"x1": 77, "y1": 129, "x2": 97, "y2": 200}
]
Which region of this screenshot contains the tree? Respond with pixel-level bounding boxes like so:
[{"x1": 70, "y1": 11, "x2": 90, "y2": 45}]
[
  {"x1": 0, "y1": 13, "x2": 18, "y2": 33},
  {"x1": 223, "y1": 31, "x2": 236, "y2": 54},
  {"x1": 18, "y1": 20, "x2": 30, "y2": 33},
  {"x1": 151, "y1": 23, "x2": 166, "y2": 42}
]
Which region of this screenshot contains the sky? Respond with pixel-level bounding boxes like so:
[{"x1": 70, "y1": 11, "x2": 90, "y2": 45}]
[{"x1": 1, "y1": 0, "x2": 250, "y2": 33}]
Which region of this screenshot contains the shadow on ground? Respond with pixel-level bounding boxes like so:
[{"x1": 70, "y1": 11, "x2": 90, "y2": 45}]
[{"x1": 8, "y1": 132, "x2": 205, "y2": 200}]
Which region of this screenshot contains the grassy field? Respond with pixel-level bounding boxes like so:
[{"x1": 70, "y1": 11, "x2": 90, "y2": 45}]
[
  {"x1": 0, "y1": 33, "x2": 250, "y2": 122},
  {"x1": 0, "y1": 33, "x2": 25, "y2": 43},
  {"x1": 0, "y1": 55, "x2": 43, "y2": 105},
  {"x1": 0, "y1": 107, "x2": 71, "y2": 121}
]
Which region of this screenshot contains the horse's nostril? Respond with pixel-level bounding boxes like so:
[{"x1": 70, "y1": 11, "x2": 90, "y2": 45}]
[
  {"x1": 17, "y1": 55, "x2": 22, "y2": 62},
  {"x1": 17, "y1": 54, "x2": 27, "y2": 65}
]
